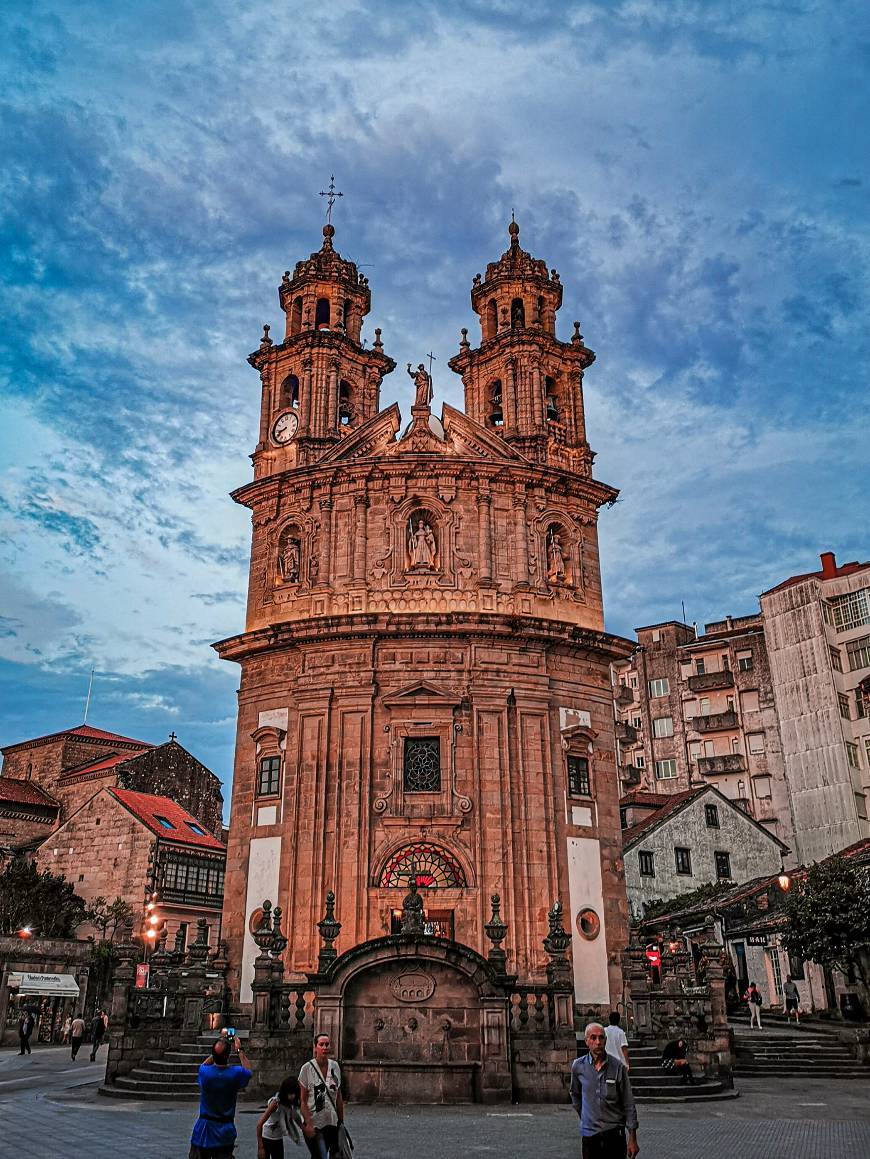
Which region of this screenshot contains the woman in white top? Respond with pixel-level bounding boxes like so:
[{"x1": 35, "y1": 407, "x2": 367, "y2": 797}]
[
  {"x1": 257, "y1": 1076, "x2": 303, "y2": 1159},
  {"x1": 298, "y1": 1033, "x2": 344, "y2": 1159}
]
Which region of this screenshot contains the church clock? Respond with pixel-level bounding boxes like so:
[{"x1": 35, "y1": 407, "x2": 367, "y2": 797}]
[{"x1": 271, "y1": 411, "x2": 298, "y2": 444}]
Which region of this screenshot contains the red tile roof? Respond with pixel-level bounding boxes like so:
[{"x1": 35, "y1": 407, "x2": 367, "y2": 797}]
[
  {"x1": 2, "y1": 723, "x2": 152, "y2": 754},
  {"x1": 620, "y1": 790, "x2": 678, "y2": 808},
  {"x1": 0, "y1": 778, "x2": 60, "y2": 809},
  {"x1": 60, "y1": 752, "x2": 138, "y2": 780},
  {"x1": 622, "y1": 788, "x2": 707, "y2": 845},
  {"x1": 109, "y1": 789, "x2": 225, "y2": 850}
]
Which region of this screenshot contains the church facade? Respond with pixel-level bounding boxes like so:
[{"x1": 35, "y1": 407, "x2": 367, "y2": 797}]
[{"x1": 215, "y1": 219, "x2": 632, "y2": 1027}]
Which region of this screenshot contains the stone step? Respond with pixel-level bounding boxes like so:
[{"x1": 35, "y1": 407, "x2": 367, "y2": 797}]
[
  {"x1": 137, "y1": 1059, "x2": 201, "y2": 1074},
  {"x1": 100, "y1": 1080, "x2": 198, "y2": 1101},
  {"x1": 735, "y1": 1066, "x2": 868, "y2": 1079},
  {"x1": 634, "y1": 1082, "x2": 737, "y2": 1102},
  {"x1": 119, "y1": 1073, "x2": 201, "y2": 1092}
]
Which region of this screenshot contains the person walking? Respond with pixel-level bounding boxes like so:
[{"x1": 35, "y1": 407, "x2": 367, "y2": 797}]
[
  {"x1": 17, "y1": 1010, "x2": 35, "y2": 1056},
  {"x1": 89, "y1": 1008, "x2": 107, "y2": 1061},
  {"x1": 570, "y1": 1022, "x2": 639, "y2": 1158},
  {"x1": 189, "y1": 1034, "x2": 253, "y2": 1159},
  {"x1": 783, "y1": 975, "x2": 801, "y2": 1024},
  {"x1": 69, "y1": 1014, "x2": 86, "y2": 1060},
  {"x1": 604, "y1": 1011, "x2": 630, "y2": 1070},
  {"x1": 744, "y1": 981, "x2": 763, "y2": 1028},
  {"x1": 661, "y1": 1038, "x2": 695, "y2": 1085},
  {"x1": 61, "y1": 1014, "x2": 72, "y2": 1044},
  {"x1": 257, "y1": 1076, "x2": 304, "y2": 1158},
  {"x1": 298, "y1": 1033, "x2": 345, "y2": 1159}
]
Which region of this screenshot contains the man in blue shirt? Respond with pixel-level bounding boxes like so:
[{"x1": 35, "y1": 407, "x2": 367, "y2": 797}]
[
  {"x1": 189, "y1": 1035, "x2": 253, "y2": 1159},
  {"x1": 570, "y1": 1022, "x2": 639, "y2": 1158}
]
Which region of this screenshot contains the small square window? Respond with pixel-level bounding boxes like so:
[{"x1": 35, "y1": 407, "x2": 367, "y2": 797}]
[
  {"x1": 154, "y1": 815, "x2": 176, "y2": 830},
  {"x1": 186, "y1": 822, "x2": 206, "y2": 836},
  {"x1": 705, "y1": 803, "x2": 720, "y2": 828},
  {"x1": 652, "y1": 716, "x2": 674, "y2": 738},
  {"x1": 257, "y1": 756, "x2": 281, "y2": 796},
  {"x1": 829, "y1": 646, "x2": 843, "y2": 673},
  {"x1": 838, "y1": 693, "x2": 851, "y2": 721},
  {"x1": 635, "y1": 754, "x2": 645, "y2": 768},
  {"x1": 567, "y1": 755, "x2": 591, "y2": 797},
  {"x1": 639, "y1": 851, "x2": 655, "y2": 877},
  {"x1": 714, "y1": 851, "x2": 732, "y2": 880},
  {"x1": 648, "y1": 678, "x2": 670, "y2": 698},
  {"x1": 737, "y1": 652, "x2": 753, "y2": 672},
  {"x1": 747, "y1": 733, "x2": 765, "y2": 755},
  {"x1": 674, "y1": 847, "x2": 692, "y2": 875},
  {"x1": 655, "y1": 758, "x2": 678, "y2": 780}
]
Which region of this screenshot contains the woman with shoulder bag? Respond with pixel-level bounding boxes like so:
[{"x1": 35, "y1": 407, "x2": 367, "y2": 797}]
[{"x1": 298, "y1": 1033, "x2": 352, "y2": 1159}]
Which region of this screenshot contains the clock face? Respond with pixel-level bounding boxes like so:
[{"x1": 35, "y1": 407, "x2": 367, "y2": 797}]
[{"x1": 272, "y1": 411, "x2": 299, "y2": 445}]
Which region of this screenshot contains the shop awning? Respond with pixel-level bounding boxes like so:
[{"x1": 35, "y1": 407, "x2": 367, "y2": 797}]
[{"x1": 6, "y1": 972, "x2": 80, "y2": 997}]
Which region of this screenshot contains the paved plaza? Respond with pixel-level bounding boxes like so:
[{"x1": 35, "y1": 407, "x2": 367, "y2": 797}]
[{"x1": 1, "y1": 1046, "x2": 869, "y2": 1158}]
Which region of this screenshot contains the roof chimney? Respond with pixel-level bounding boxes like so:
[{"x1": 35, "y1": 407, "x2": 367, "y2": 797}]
[{"x1": 820, "y1": 551, "x2": 837, "y2": 578}]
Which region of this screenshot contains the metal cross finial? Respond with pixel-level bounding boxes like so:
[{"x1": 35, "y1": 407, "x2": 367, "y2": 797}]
[
  {"x1": 319, "y1": 174, "x2": 343, "y2": 225},
  {"x1": 169, "y1": 731, "x2": 177, "y2": 742},
  {"x1": 426, "y1": 351, "x2": 436, "y2": 381},
  {"x1": 511, "y1": 208, "x2": 515, "y2": 224}
]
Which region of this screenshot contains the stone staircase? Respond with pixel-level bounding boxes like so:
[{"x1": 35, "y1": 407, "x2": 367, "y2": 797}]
[
  {"x1": 625, "y1": 1044, "x2": 737, "y2": 1103},
  {"x1": 733, "y1": 1026, "x2": 868, "y2": 1079},
  {"x1": 99, "y1": 1032, "x2": 214, "y2": 1100}
]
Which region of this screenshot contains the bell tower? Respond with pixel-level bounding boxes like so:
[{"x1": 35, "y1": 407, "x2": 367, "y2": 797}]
[
  {"x1": 448, "y1": 220, "x2": 595, "y2": 475},
  {"x1": 247, "y1": 223, "x2": 395, "y2": 476}
]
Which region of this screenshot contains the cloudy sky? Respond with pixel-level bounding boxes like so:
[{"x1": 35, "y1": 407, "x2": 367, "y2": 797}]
[{"x1": 1, "y1": 1, "x2": 868, "y2": 799}]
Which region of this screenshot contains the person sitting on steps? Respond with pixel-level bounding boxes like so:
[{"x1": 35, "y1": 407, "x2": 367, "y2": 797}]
[{"x1": 661, "y1": 1038, "x2": 695, "y2": 1085}]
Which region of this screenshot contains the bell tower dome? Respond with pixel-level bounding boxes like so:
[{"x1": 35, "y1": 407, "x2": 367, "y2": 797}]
[
  {"x1": 247, "y1": 223, "x2": 396, "y2": 475},
  {"x1": 448, "y1": 220, "x2": 595, "y2": 474}
]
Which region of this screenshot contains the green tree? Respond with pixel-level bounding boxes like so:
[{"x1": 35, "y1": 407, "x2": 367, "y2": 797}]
[
  {"x1": 782, "y1": 856, "x2": 870, "y2": 987},
  {"x1": 0, "y1": 856, "x2": 88, "y2": 937},
  {"x1": 86, "y1": 895, "x2": 135, "y2": 941}
]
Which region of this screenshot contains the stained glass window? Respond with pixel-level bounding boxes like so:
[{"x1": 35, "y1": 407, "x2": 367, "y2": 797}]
[
  {"x1": 403, "y1": 737, "x2": 441, "y2": 792},
  {"x1": 378, "y1": 843, "x2": 466, "y2": 889}
]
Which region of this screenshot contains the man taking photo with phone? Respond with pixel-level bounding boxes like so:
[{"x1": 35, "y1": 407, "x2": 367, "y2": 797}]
[{"x1": 189, "y1": 1031, "x2": 253, "y2": 1159}]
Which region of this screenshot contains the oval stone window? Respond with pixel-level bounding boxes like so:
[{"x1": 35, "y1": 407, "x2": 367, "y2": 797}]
[{"x1": 576, "y1": 907, "x2": 601, "y2": 941}]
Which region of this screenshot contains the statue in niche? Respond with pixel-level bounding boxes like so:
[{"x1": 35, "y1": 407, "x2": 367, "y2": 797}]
[
  {"x1": 547, "y1": 528, "x2": 566, "y2": 583},
  {"x1": 407, "y1": 517, "x2": 437, "y2": 570},
  {"x1": 401, "y1": 879, "x2": 425, "y2": 935},
  {"x1": 278, "y1": 537, "x2": 301, "y2": 584},
  {"x1": 406, "y1": 362, "x2": 433, "y2": 409}
]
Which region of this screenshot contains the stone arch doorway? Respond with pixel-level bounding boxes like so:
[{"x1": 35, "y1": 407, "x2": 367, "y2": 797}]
[{"x1": 313, "y1": 937, "x2": 512, "y2": 1104}]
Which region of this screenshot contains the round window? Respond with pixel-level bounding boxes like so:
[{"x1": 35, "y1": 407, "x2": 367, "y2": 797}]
[{"x1": 576, "y1": 908, "x2": 601, "y2": 941}]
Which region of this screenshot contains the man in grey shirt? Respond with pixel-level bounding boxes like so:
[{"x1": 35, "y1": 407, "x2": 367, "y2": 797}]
[{"x1": 570, "y1": 1022, "x2": 639, "y2": 1158}]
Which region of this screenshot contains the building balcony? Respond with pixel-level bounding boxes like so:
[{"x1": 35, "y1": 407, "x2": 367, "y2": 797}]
[
  {"x1": 616, "y1": 721, "x2": 638, "y2": 743},
  {"x1": 690, "y1": 710, "x2": 739, "y2": 733},
  {"x1": 620, "y1": 765, "x2": 643, "y2": 787},
  {"x1": 697, "y1": 753, "x2": 746, "y2": 775},
  {"x1": 615, "y1": 685, "x2": 635, "y2": 707},
  {"x1": 688, "y1": 670, "x2": 735, "y2": 692}
]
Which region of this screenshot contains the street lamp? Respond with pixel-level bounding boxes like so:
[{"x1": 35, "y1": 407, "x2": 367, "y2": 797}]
[
  {"x1": 18, "y1": 926, "x2": 33, "y2": 939},
  {"x1": 777, "y1": 871, "x2": 791, "y2": 892}
]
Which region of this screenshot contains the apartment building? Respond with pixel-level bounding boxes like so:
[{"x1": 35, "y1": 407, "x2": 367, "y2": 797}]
[
  {"x1": 760, "y1": 551, "x2": 870, "y2": 864},
  {"x1": 612, "y1": 615, "x2": 793, "y2": 849}
]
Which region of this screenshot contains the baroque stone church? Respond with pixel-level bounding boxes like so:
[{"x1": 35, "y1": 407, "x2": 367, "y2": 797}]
[{"x1": 215, "y1": 217, "x2": 632, "y2": 1082}]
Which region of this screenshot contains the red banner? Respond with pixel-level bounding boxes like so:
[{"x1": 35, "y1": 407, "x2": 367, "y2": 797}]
[{"x1": 135, "y1": 963, "x2": 150, "y2": 989}]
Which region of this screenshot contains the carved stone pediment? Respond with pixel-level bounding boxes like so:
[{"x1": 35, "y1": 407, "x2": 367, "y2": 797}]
[
  {"x1": 318, "y1": 404, "x2": 401, "y2": 464},
  {"x1": 441, "y1": 405, "x2": 532, "y2": 464},
  {"x1": 381, "y1": 680, "x2": 462, "y2": 709}
]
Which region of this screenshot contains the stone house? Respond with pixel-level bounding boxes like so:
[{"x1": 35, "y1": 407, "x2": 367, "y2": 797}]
[
  {"x1": 621, "y1": 784, "x2": 788, "y2": 920},
  {"x1": 38, "y1": 787, "x2": 226, "y2": 948}
]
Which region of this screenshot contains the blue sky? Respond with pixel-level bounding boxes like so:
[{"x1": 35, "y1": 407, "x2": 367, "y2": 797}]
[{"x1": 1, "y1": 1, "x2": 868, "y2": 800}]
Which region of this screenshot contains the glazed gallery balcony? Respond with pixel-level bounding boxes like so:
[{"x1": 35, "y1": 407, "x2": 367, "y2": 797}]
[
  {"x1": 689, "y1": 710, "x2": 739, "y2": 733},
  {"x1": 687, "y1": 670, "x2": 735, "y2": 693},
  {"x1": 615, "y1": 720, "x2": 638, "y2": 743},
  {"x1": 697, "y1": 753, "x2": 746, "y2": 775}
]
